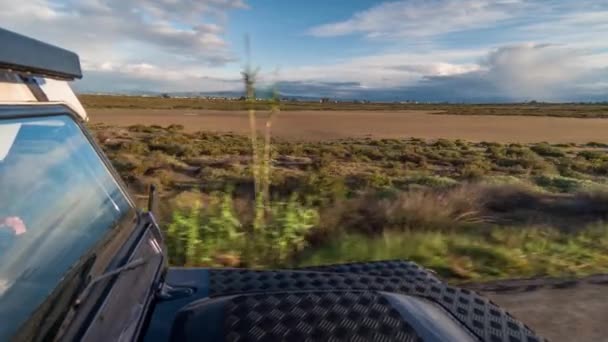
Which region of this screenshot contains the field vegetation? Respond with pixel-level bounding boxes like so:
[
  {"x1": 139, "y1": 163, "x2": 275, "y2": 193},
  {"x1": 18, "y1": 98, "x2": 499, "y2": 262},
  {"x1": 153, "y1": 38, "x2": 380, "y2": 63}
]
[
  {"x1": 90, "y1": 121, "x2": 608, "y2": 282},
  {"x1": 80, "y1": 94, "x2": 608, "y2": 118}
]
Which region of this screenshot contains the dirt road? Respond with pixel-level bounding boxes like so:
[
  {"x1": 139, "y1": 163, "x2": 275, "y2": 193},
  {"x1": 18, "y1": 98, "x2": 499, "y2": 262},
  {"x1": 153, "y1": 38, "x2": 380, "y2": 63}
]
[
  {"x1": 88, "y1": 108, "x2": 608, "y2": 143},
  {"x1": 468, "y1": 275, "x2": 608, "y2": 342}
]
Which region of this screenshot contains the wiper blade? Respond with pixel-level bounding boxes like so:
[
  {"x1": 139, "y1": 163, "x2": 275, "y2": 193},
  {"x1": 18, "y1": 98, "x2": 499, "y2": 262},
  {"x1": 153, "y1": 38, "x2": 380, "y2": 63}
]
[{"x1": 74, "y1": 257, "x2": 148, "y2": 307}]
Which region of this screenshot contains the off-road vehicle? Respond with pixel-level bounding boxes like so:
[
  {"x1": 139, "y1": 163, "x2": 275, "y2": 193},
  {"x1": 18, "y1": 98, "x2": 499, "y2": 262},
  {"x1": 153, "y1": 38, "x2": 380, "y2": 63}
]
[{"x1": 0, "y1": 28, "x2": 545, "y2": 342}]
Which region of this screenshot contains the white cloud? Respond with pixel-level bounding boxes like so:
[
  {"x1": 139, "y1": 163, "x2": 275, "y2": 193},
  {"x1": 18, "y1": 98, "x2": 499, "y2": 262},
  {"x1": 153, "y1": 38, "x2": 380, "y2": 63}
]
[
  {"x1": 74, "y1": 62, "x2": 242, "y2": 93},
  {"x1": 267, "y1": 49, "x2": 485, "y2": 89},
  {"x1": 478, "y1": 44, "x2": 585, "y2": 99},
  {"x1": 297, "y1": 0, "x2": 608, "y2": 101},
  {"x1": 410, "y1": 43, "x2": 608, "y2": 102},
  {"x1": 308, "y1": 0, "x2": 526, "y2": 39},
  {"x1": 519, "y1": 9, "x2": 608, "y2": 51},
  {"x1": 309, "y1": 0, "x2": 608, "y2": 52},
  {"x1": 0, "y1": 0, "x2": 247, "y2": 91},
  {"x1": 268, "y1": 43, "x2": 608, "y2": 102}
]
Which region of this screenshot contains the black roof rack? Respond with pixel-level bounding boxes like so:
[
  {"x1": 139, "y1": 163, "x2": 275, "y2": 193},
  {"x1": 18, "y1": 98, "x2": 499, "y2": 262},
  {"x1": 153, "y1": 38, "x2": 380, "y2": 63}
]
[{"x1": 0, "y1": 27, "x2": 82, "y2": 79}]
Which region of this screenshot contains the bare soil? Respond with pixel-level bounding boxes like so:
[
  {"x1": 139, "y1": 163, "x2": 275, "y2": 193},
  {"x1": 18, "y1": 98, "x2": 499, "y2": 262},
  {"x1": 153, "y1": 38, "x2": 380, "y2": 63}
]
[
  {"x1": 469, "y1": 275, "x2": 608, "y2": 342},
  {"x1": 88, "y1": 108, "x2": 608, "y2": 143}
]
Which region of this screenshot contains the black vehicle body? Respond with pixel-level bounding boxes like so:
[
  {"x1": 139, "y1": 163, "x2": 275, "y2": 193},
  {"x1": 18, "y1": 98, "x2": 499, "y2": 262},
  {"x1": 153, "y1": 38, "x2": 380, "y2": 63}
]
[{"x1": 0, "y1": 28, "x2": 545, "y2": 342}]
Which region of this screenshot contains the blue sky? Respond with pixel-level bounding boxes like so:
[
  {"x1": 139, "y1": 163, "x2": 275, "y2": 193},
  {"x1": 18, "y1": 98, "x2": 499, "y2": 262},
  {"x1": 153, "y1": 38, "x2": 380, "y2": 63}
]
[
  {"x1": 2, "y1": 0, "x2": 608, "y2": 102},
  {"x1": 227, "y1": 1, "x2": 389, "y2": 66}
]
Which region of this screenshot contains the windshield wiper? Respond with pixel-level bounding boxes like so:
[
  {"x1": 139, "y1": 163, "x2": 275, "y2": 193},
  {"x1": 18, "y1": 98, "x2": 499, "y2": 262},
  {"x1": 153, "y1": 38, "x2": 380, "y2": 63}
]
[{"x1": 74, "y1": 257, "x2": 149, "y2": 307}]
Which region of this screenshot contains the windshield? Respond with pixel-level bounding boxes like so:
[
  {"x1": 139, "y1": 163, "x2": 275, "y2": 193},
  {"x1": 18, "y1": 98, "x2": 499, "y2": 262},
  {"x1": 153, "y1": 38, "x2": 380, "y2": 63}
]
[{"x1": 0, "y1": 115, "x2": 131, "y2": 340}]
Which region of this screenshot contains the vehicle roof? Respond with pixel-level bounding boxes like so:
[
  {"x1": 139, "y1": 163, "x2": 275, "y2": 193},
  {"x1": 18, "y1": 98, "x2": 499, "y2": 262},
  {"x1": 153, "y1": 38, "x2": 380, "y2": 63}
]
[
  {"x1": 0, "y1": 27, "x2": 81, "y2": 80},
  {"x1": 0, "y1": 27, "x2": 87, "y2": 121}
]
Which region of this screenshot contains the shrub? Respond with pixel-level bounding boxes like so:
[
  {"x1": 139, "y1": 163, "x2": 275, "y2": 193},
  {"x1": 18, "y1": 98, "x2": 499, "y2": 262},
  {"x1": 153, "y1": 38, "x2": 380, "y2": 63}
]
[
  {"x1": 406, "y1": 175, "x2": 459, "y2": 189},
  {"x1": 167, "y1": 124, "x2": 185, "y2": 131},
  {"x1": 111, "y1": 155, "x2": 140, "y2": 174},
  {"x1": 262, "y1": 195, "x2": 320, "y2": 263},
  {"x1": 486, "y1": 145, "x2": 506, "y2": 158},
  {"x1": 454, "y1": 139, "x2": 469, "y2": 149},
  {"x1": 534, "y1": 175, "x2": 584, "y2": 193},
  {"x1": 148, "y1": 136, "x2": 199, "y2": 157},
  {"x1": 577, "y1": 150, "x2": 606, "y2": 161},
  {"x1": 355, "y1": 145, "x2": 385, "y2": 161},
  {"x1": 495, "y1": 151, "x2": 554, "y2": 173},
  {"x1": 438, "y1": 149, "x2": 462, "y2": 159},
  {"x1": 121, "y1": 141, "x2": 150, "y2": 154},
  {"x1": 385, "y1": 187, "x2": 485, "y2": 231},
  {"x1": 531, "y1": 143, "x2": 565, "y2": 158},
  {"x1": 366, "y1": 171, "x2": 393, "y2": 189},
  {"x1": 165, "y1": 192, "x2": 319, "y2": 267},
  {"x1": 462, "y1": 159, "x2": 491, "y2": 179},
  {"x1": 434, "y1": 138, "x2": 457, "y2": 149},
  {"x1": 592, "y1": 161, "x2": 608, "y2": 175},
  {"x1": 480, "y1": 141, "x2": 503, "y2": 148},
  {"x1": 586, "y1": 142, "x2": 608, "y2": 148},
  {"x1": 504, "y1": 145, "x2": 533, "y2": 158},
  {"x1": 128, "y1": 124, "x2": 157, "y2": 133},
  {"x1": 400, "y1": 149, "x2": 427, "y2": 165},
  {"x1": 165, "y1": 194, "x2": 243, "y2": 266}
]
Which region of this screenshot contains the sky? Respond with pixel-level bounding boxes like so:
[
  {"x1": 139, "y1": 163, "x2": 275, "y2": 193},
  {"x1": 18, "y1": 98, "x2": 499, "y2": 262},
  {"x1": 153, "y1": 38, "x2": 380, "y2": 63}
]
[{"x1": 1, "y1": 0, "x2": 608, "y2": 102}]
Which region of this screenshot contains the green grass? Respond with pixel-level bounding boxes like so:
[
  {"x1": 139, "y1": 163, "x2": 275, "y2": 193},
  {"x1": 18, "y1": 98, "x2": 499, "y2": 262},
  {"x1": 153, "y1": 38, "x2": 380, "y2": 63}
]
[
  {"x1": 296, "y1": 226, "x2": 608, "y2": 282},
  {"x1": 165, "y1": 192, "x2": 318, "y2": 267}
]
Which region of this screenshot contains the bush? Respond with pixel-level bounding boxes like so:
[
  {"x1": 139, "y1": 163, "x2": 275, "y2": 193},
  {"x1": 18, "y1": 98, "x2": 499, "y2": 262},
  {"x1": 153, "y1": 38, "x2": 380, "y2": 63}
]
[
  {"x1": 167, "y1": 124, "x2": 185, "y2": 131},
  {"x1": 480, "y1": 141, "x2": 503, "y2": 148},
  {"x1": 505, "y1": 145, "x2": 535, "y2": 158},
  {"x1": 577, "y1": 150, "x2": 606, "y2": 161},
  {"x1": 406, "y1": 175, "x2": 459, "y2": 189},
  {"x1": 531, "y1": 143, "x2": 565, "y2": 158},
  {"x1": 592, "y1": 162, "x2": 608, "y2": 175},
  {"x1": 111, "y1": 155, "x2": 140, "y2": 173},
  {"x1": 315, "y1": 185, "x2": 484, "y2": 239},
  {"x1": 128, "y1": 124, "x2": 157, "y2": 133},
  {"x1": 164, "y1": 192, "x2": 319, "y2": 267},
  {"x1": 121, "y1": 141, "x2": 150, "y2": 154},
  {"x1": 434, "y1": 138, "x2": 457, "y2": 149},
  {"x1": 400, "y1": 149, "x2": 427, "y2": 165},
  {"x1": 366, "y1": 171, "x2": 393, "y2": 189},
  {"x1": 586, "y1": 142, "x2": 608, "y2": 148},
  {"x1": 148, "y1": 136, "x2": 199, "y2": 157},
  {"x1": 354, "y1": 145, "x2": 385, "y2": 161},
  {"x1": 263, "y1": 195, "x2": 320, "y2": 263},
  {"x1": 534, "y1": 175, "x2": 585, "y2": 193},
  {"x1": 165, "y1": 194, "x2": 243, "y2": 266},
  {"x1": 486, "y1": 145, "x2": 506, "y2": 158},
  {"x1": 462, "y1": 160, "x2": 491, "y2": 179}
]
